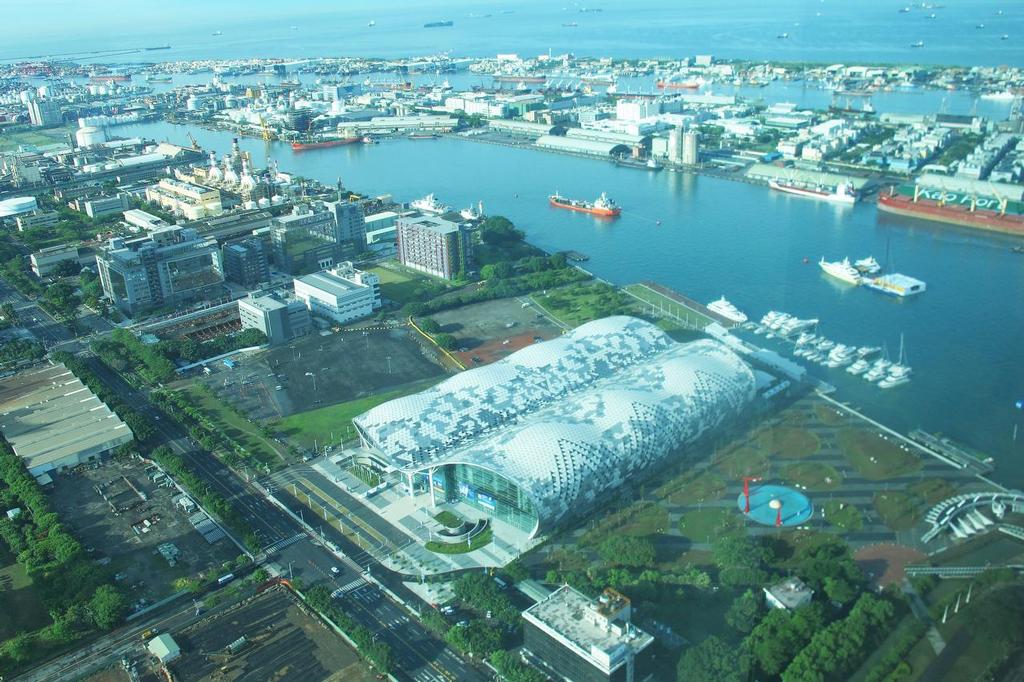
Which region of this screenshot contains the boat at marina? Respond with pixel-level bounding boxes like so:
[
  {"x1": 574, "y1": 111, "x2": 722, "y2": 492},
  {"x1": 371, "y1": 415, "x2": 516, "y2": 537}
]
[
  {"x1": 854, "y1": 256, "x2": 881, "y2": 274},
  {"x1": 769, "y1": 179, "x2": 857, "y2": 204},
  {"x1": 879, "y1": 335, "x2": 912, "y2": 388},
  {"x1": 460, "y1": 201, "x2": 485, "y2": 221},
  {"x1": 819, "y1": 258, "x2": 862, "y2": 285},
  {"x1": 779, "y1": 317, "x2": 819, "y2": 336},
  {"x1": 826, "y1": 344, "x2": 857, "y2": 368},
  {"x1": 707, "y1": 297, "x2": 748, "y2": 324},
  {"x1": 857, "y1": 346, "x2": 881, "y2": 358},
  {"x1": 815, "y1": 338, "x2": 836, "y2": 351},
  {"x1": 847, "y1": 359, "x2": 871, "y2": 375},
  {"x1": 411, "y1": 193, "x2": 451, "y2": 214},
  {"x1": 291, "y1": 136, "x2": 363, "y2": 151},
  {"x1": 549, "y1": 191, "x2": 621, "y2": 217},
  {"x1": 614, "y1": 157, "x2": 663, "y2": 171}
]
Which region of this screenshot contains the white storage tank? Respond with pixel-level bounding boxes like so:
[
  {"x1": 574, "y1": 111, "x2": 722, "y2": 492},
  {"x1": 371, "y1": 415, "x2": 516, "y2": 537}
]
[{"x1": 75, "y1": 125, "x2": 107, "y2": 148}]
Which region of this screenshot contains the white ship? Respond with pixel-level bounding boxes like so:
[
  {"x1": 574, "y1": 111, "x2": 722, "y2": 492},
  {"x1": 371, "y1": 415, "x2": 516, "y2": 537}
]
[
  {"x1": 880, "y1": 334, "x2": 912, "y2": 388},
  {"x1": 410, "y1": 193, "x2": 451, "y2": 214},
  {"x1": 460, "y1": 200, "x2": 485, "y2": 221},
  {"x1": 980, "y1": 90, "x2": 1015, "y2": 101},
  {"x1": 769, "y1": 179, "x2": 857, "y2": 205},
  {"x1": 779, "y1": 317, "x2": 819, "y2": 336},
  {"x1": 819, "y1": 257, "x2": 862, "y2": 285},
  {"x1": 707, "y1": 296, "x2": 748, "y2": 323},
  {"x1": 846, "y1": 359, "x2": 871, "y2": 375},
  {"x1": 826, "y1": 344, "x2": 857, "y2": 368},
  {"x1": 854, "y1": 256, "x2": 881, "y2": 274},
  {"x1": 795, "y1": 332, "x2": 817, "y2": 346}
]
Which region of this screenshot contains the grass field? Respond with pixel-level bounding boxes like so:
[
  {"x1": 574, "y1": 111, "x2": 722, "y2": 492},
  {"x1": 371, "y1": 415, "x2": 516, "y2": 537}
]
[
  {"x1": 580, "y1": 501, "x2": 669, "y2": 546},
  {"x1": 367, "y1": 264, "x2": 449, "y2": 305},
  {"x1": 623, "y1": 283, "x2": 715, "y2": 329},
  {"x1": 757, "y1": 425, "x2": 821, "y2": 458},
  {"x1": 272, "y1": 377, "x2": 441, "y2": 449},
  {"x1": 532, "y1": 282, "x2": 635, "y2": 328},
  {"x1": 182, "y1": 384, "x2": 287, "y2": 467},
  {"x1": 874, "y1": 491, "x2": 922, "y2": 530},
  {"x1": 823, "y1": 500, "x2": 864, "y2": 531},
  {"x1": 0, "y1": 124, "x2": 77, "y2": 152},
  {"x1": 713, "y1": 445, "x2": 772, "y2": 479},
  {"x1": 781, "y1": 461, "x2": 842, "y2": 491},
  {"x1": 678, "y1": 507, "x2": 744, "y2": 542},
  {"x1": 425, "y1": 528, "x2": 493, "y2": 554},
  {"x1": 660, "y1": 470, "x2": 728, "y2": 506},
  {"x1": 0, "y1": 554, "x2": 50, "y2": 640},
  {"x1": 840, "y1": 428, "x2": 923, "y2": 480}
]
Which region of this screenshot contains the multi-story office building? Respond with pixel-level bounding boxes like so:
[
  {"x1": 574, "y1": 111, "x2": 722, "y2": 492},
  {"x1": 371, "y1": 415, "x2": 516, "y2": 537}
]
[
  {"x1": 238, "y1": 293, "x2": 311, "y2": 345},
  {"x1": 27, "y1": 99, "x2": 62, "y2": 127},
  {"x1": 15, "y1": 210, "x2": 60, "y2": 232},
  {"x1": 122, "y1": 209, "x2": 169, "y2": 232},
  {"x1": 222, "y1": 238, "x2": 270, "y2": 288},
  {"x1": 96, "y1": 226, "x2": 224, "y2": 315},
  {"x1": 144, "y1": 179, "x2": 223, "y2": 220},
  {"x1": 30, "y1": 244, "x2": 82, "y2": 277},
  {"x1": 270, "y1": 203, "x2": 361, "y2": 275},
  {"x1": 395, "y1": 213, "x2": 472, "y2": 280},
  {"x1": 293, "y1": 262, "x2": 380, "y2": 325},
  {"x1": 522, "y1": 587, "x2": 655, "y2": 682},
  {"x1": 79, "y1": 193, "x2": 131, "y2": 219}
]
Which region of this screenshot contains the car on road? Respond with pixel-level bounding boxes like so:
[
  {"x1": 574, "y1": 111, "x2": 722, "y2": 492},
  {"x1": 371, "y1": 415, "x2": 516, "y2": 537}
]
[{"x1": 331, "y1": 566, "x2": 340, "y2": 575}]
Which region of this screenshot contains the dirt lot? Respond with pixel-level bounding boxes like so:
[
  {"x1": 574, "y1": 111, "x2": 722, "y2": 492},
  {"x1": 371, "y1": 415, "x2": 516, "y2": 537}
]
[
  {"x1": 50, "y1": 457, "x2": 238, "y2": 604},
  {"x1": 196, "y1": 326, "x2": 446, "y2": 420},
  {"x1": 427, "y1": 297, "x2": 563, "y2": 366},
  {"x1": 170, "y1": 586, "x2": 375, "y2": 682}
]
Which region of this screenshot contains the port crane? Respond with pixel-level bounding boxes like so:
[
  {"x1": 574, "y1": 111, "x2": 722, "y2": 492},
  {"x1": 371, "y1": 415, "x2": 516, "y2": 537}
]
[
  {"x1": 187, "y1": 131, "x2": 200, "y2": 150},
  {"x1": 258, "y1": 115, "x2": 274, "y2": 142}
]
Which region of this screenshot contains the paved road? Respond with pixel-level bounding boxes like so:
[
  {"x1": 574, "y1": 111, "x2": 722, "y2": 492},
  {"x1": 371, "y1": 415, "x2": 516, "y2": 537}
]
[
  {"x1": 76, "y1": 355, "x2": 484, "y2": 682},
  {"x1": 0, "y1": 279, "x2": 75, "y2": 347}
]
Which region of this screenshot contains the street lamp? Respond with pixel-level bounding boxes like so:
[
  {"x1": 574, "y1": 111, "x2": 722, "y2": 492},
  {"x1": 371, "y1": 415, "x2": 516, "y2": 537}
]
[{"x1": 304, "y1": 371, "x2": 317, "y2": 393}]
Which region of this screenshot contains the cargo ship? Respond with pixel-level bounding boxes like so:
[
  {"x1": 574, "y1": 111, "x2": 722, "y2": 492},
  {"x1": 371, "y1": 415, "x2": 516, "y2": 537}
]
[
  {"x1": 656, "y1": 78, "x2": 703, "y2": 90},
  {"x1": 145, "y1": 74, "x2": 172, "y2": 83},
  {"x1": 89, "y1": 73, "x2": 131, "y2": 83},
  {"x1": 291, "y1": 136, "x2": 362, "y2": 151},
  {"x1": 877, "y1": 184, "x2": 1024, "y2": 237},
  {"x1": 492, "y1": 75, "x2": 547, "y2": 84},
  {"x1": 424, "y1": 20, "x2": 454, "y2": 28},
  {"x1": 549, "y1": 191, "x2": 621, "y2": 217},
  {"x1": 769, "y1": 179, "x2": 857, "y2": 205}
]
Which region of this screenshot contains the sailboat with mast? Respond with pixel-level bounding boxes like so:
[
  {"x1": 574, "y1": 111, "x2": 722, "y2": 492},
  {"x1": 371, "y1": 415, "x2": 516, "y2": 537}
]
[{"x1": 878, "y1": 334, "x2": 912, "y2": 388}]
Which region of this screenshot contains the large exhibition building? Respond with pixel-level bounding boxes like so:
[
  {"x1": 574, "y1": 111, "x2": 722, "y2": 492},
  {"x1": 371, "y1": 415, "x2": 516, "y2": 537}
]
[{"x1": 353, "y1": 317, "x2": 756, "y2": 538}]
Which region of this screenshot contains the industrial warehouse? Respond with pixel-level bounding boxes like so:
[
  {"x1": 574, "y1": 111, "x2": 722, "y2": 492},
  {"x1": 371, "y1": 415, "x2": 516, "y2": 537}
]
[
  {"x1": 0, "y1": 363, "x2": 133, "y2": 478},
  {"x1": 352, "y1": 316, "x2": 756, "y2": 541}
]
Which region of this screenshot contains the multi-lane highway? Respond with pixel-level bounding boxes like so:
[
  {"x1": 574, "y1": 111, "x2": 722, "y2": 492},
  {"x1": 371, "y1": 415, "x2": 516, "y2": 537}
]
[{"x1": 77, "y1": 355, "x2": 485, "y2": 682}]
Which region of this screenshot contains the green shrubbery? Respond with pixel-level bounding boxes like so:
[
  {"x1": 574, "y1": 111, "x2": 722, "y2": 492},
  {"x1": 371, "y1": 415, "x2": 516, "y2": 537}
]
[{"x1": 303, "y1": 584, "x2": 392, "y2": 672}]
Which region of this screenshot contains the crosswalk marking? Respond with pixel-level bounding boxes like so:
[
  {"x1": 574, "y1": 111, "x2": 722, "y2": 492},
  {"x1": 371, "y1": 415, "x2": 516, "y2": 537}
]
[
  {"x1": 264, "y1": 532, "x2": 305, "y2": 554},
  {"x1": 331, "y1": 577, "x2": 367, "y2": 598}
]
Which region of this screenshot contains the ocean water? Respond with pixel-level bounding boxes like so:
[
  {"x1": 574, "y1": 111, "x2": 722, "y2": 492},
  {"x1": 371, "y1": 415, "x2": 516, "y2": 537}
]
[
  {"x1": 117, "y1": 120, "x2": 1024, "y2": 488},
  {"x1": 3, "y1": 0, "x2": 1023, "y2": 67}
]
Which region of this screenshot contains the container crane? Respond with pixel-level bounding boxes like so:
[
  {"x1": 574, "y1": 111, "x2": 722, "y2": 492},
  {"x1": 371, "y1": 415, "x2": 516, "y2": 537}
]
[{"x1": 187, "y1": 131, "x2": 200, "y2": 150}]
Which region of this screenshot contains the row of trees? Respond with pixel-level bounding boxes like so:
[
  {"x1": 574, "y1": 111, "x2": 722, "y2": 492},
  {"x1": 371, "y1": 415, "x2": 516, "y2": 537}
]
[
  {"x1": 0, "y1": 438, "x2": 127, "y2": 673},
  {"x1": 148, "y1": 445, "x2": 261, "y2": 551},
  {"x1": 0, "y1": 339, "x2": 45, "y2": 370},
  {"x1": 303, "y1": 584, "x2": 392, "y2": 673}
]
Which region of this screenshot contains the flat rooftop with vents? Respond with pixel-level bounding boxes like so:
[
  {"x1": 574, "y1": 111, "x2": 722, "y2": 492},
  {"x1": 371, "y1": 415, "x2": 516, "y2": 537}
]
[{"x1": 0, "y1": 363, "x2": 133, "y2": 477}]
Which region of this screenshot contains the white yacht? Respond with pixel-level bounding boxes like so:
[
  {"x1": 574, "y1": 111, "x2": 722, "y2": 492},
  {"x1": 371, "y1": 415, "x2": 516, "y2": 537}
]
[
  {"x1": 707, "y1": 296, "x2": 748, "y2": 324},
  {"x1": 819, "y1": 257, "x2": 862, "y2": 285},
  {"x1": 780, "y1": 317, "x2": 820, "y2": 336},
  {"x1": 856, "y1": 346, "x2": 881, "y2": 358},
  {"x1": 795, "y1": 332, "x2": 817, "y2": 346},
  {"x1": 854, "y1": 256, "x2": 881, "y2": 274},
  {"x1": 826, "y1": 344, "x2": 856, "y2": 368},
  {"x1": 881, "y1": 334, "x2": 912, "y2": 387},
  {"x1": 847, "y1": 359, "x2": 871, "y2": 375},
  {"x1": 768, "y1": 313, "x2": 793, "y2": 331},
  {"x1": 410, "y1": 193, "x2": 451, "y2": 214},
  {"x1": 815, "y1": 338, "x2": 836, "y2": 351},
  {"x1": 460, "y1": 200, "x2": 485, "y2": 221}
]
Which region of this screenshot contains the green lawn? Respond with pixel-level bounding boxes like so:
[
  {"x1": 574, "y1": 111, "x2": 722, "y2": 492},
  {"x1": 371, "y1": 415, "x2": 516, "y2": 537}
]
[
  {"x1": 781, "y1": 461, "x2": 842, "y2": 491},
  {"x1": 434, "y1": 511, "x2": 463, "y2": 528},
  {"x1": 182, "y1": 384, "x2": 287, "y2": 468},
  {"x1": 757, "y1": 425, "x2": 821, "y2": 458},
  {"x1": 840, "y1": 428, "x2": 923, "y2": 480},
  {"x1": 661, "y1": 470, "x2": 728, "y2": 506},
  {"x1": 0, "y1": 124, "x2": 77, "y2": 152},
  {"x1": 678, "y1": 507, "x2": 744, "y2": 542},
  {"x1": 580, "y1": 501, "x2": 669, "y2": 546},
  {"x1": 814, "y1": 403, "x2": 849, "y2": 426},
  {"x1": 822, "y1": 500, "x2": 864, "y2": 531},
  {"x1": 713, "y1": 445, "x2": 771, "y2": 479},
  {"x1": 533, "y1": 282, "x2": 636, "y2": 328},
  {"x1": 873, "y1": 491, "x2": 922, "y2": 531},
  {"x1": 0, "y1": 556, "x2": 51, "y2": 640},
  {"x1": 273, "y1": 377, "x2": 441, "y2": 449},
  {"x1": 367, "y1": 264, "x2": 450, "y2": 305}
]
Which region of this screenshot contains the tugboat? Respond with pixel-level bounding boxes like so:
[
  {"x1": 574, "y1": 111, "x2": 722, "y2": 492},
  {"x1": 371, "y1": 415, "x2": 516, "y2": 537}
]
[{"x1": 549, "y1": 191, "x2": 621, "y2": 217}]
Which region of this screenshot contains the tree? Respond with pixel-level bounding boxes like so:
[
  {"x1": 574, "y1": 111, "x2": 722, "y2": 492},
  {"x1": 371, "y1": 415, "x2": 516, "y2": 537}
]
[
  {"x1": 445, "y1": 620, "x2": 502, "y2": 657},
  {"x1": 677, "y1": 635, "x2": 749, "y2": 682},
  {"x1": 490, "y1": 650, "x2": 547, "y2": 682},
  {"x1": 823, "y1": 576, "x2": 858, "y2": 606},
  {"x1": 418, "y1": 318, "x2": 441, "y2": 333},
  {"x1": 89, "y1": 585, "x2": 128, "y2": 629},
  {"x1": 597, "y1": 536, "x2": 656, "y2": 568},
  {"x1": 479, "y1": 216, "x2": 524, "y2": 245},
  {"x1": 726, "y1": 588, "x2": 765, "y2": 633},
  {"x1": 714, "y1": 535, "x2": 771, "y2": 586},
  {"x1": 50, "y1": 259, "x2": 82, "y2": 278},
  {"x1": 434, "y1": 333, "x2": 457, "y2": 350}
]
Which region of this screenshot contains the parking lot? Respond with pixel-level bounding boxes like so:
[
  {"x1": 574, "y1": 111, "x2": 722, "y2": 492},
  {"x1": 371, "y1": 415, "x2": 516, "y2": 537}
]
[
  {"x1": 169, "y1": 586, "x2": 375, "y2": 682},
  {"x1": 50, "y1": 457, "x2": 239, "y2": 605},
  {"x1": 196, "y1": 326, "x2": 446, "y2": 420},
  {"x1": 426, "y1": 296, "x2": 563, "y2": 366}
]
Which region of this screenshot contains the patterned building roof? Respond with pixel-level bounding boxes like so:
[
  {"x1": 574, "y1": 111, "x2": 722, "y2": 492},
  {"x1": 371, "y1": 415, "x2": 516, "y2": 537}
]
[{"x1": 354, "y1": 316, "x2": 756, "y2": 535}]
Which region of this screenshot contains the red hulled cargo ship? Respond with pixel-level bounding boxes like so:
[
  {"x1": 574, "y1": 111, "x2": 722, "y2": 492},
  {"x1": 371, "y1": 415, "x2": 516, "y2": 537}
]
[
  {"x1": 549, "y1": 192, "x2": 621, "y2": 217},
  {"x1": 290, "y1": 137, "x2": 363, "y2": 151},
  {"x1": 877, "y1": 186, "x2": 1024, "y2": 237},
  {"x1": 656, "y1": 79, "x2": 702, "y2": 90}
]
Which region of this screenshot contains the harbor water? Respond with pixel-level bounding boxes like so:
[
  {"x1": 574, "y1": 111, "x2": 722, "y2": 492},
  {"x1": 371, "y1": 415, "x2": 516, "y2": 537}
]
[{"x1": 120, "y1": 120, "x2": 1024, "y2": 488}]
